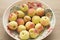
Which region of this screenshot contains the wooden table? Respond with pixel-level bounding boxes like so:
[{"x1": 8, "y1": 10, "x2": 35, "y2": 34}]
[{"x1": 0, "y1": 0, "x2": 60, "y2": 40}]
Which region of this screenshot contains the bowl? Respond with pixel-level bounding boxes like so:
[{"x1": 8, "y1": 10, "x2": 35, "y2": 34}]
[{"x1": 3, "y1": 0, "x2": 56, "y2": 40}]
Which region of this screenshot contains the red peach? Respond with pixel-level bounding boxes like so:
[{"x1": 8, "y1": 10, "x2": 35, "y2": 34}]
[
  {"x1": 25, "y1": 21, "x2": 35, "y2": 30},
  {"x1": 28, "y1": 8, "x2": 36, "y2": 17},
  {"x1": 17, "y1": 18, "x2": 24, "y2": 25},
  {"x1": 35, "y1": 23, "x2": 44, "y2": 32}
]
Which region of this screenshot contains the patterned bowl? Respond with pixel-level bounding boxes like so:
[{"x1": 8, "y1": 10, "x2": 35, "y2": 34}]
[{"x1": 3, "y1": 0, "x2": 56, "y2": 40}]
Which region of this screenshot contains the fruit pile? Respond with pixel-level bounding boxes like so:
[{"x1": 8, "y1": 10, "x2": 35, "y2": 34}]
[{"x1": 7, "y1": 2, "x2": 52, "y2": 40}]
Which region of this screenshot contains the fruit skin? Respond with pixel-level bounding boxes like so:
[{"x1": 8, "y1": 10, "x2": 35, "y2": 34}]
[
  {"x1": 17, "y1": 25, "x2": 26, "y2": 33},
  {"x1": 7, "y1": 21, "x2": 18, "y2": 30},
  {"x1": 40, "y1": 16, "x2": 50, "y2": 26},
  {"x1": 19, "y1": 30, "x2": 29, "y2": 39},
  {"x1": 35, "y1": 23, "x2": 44, "y2": 32},
  {"x1": 20, "y1": 4, "x2": 29, "y2": 12},
  {"x1": 17, "y1": 18, "x2": 24, "y2": 25},
  {"x1": 28, "y1": 8, "x2": 36, "y2": 17},
  {"x1": 36, "y1": 7, "x2": 44, "y2": 16},
  {"x1": 32, "y1": 16, "x2": 40, "y2": 24},
  {"x1": 8, "y1": 13, "x2": 17, "y2": 21},
  {"x1": 24, "y1": 16, "x2": 31, "y2": 22},
  {"x1": 29, "y1": 28, "x2": 39, "y2": 38},
  {"x1": 25, "y1": 21, "x2": 35, "y2": 30},
  {"x1": 17, "y1": 10, "x2": 25, "y2": 18},
  {"x1": 16, "y1": 18, "x2": 24, "y2": 25}
]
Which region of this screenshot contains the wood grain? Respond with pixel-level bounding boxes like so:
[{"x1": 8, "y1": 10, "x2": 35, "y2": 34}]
[{"x1": 0, "y1": 0, "x2": 60, "y2": 40}]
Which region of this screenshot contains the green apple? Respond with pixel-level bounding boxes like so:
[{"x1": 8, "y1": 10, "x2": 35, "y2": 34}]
[
  {"x1": 40, "y1": 16, "x2": 50, "y2": 26},
  {"x1": 17, "y1": 25, "x2": 26, "y2": 33},
  {"x1": 17, "y1": 10, "x2": 25, "y2": 18},
  {"x1": 19, "y1": 30, "x2": 29, "y2": 39},
  {"x1": 32, "y1": 16, "x2": 40, "y2": 24},
  {"x1": 7, "y1": 21, "x2": 18, "y2": 30},
  {"x1": 20, "y1": 4, "x2": 28, "y2": 12},
  {"x1": 29, "y1": 28, "x2": 39, "y2": 38},
  {"x1": 8, "y1": 13, "x2": 17, "y2": 21},
  {"x1": 36, "y1": 7, "x2": 44, "y2": 16}
]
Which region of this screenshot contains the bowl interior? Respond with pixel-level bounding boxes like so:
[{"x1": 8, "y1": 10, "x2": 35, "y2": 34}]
[{"x1": 3, "y1": 0, "x2": 55, "y2": 40}]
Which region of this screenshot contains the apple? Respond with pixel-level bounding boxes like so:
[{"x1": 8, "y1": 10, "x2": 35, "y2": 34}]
[
  {"x1": 25, "y1": 21, "x2": 35, "y2": 30},
  {"x1": 35, "y1": 23, "x2": 44, "y2": 32},
  {"x1": 8, "y1": 13, "x2": 17, "y2": 21},
  {"x1": 24, "y1": 16, "x2": 31, "y2": 22},
  {"x1": 28, "y1": 8, "x2": 36, "y2": 17},
  {"x1": 32, "y1": 16, "x2": 40, "y2": 24},
  {"x1": 40, "y1": 16, "x2": 50, "y2": 26},
  {"x1": 29, "y1": 28, "x2": 39, "y2": 38},
  {"x1": 36, "y1": 7, "x2": 44, "y2": 16},
  {"x1": 7, "y1": 21, "x2": 18, "y2": 30},
  {"x1": 20, "y1": 4, "x2": 28, "y2": 12},
  {"x1": 17, "y1": 18, "x2": 24, "y2": 25},
  {"x1": 17, "y1": 25, "x2": 26, "y2": 33},
  {"x1": 17, "y1": 10, "x2": 25, "y2": 18},
  {"x1": 19, "y1": 30, "x2": 29, "y2": 39}
]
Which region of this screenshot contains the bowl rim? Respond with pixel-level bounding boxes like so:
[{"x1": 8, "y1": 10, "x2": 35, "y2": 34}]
[{"x1": 2, "y1": 0, "x2": 56, "y2": 40}]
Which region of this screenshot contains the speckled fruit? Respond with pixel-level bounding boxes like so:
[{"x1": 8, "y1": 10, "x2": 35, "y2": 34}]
[
  {"x1": 24, "y1": 16, "x2": 31, "y2": 22},
  {"x1": 20, "y1": 4, "x2": 29, "y2": 12},
  {"x1": 19, "y1": 30, "x2": 29, "y2": 39},
  {"x1": 8, "y1": 13, "x2": 17, "y2": 21},
  {"x1": 29, "y1": 28, "x2": 39, "y2": 38},
  {"x1": 17, "y1": 25, "x2": 26, "y2": 33},
  {"x1": 28, "y1": 8, "x2": 36, "y2": 17},
  {"x1": 17, "y1": 18, "x2": 24, "y2": 25},
  {"x1": 17, "y1": 10, "x2": 25, "y2": 18},
  {"x1": 32, "y1": 16, "x2": 40, "y2": 24},
  {"x1": 35, "y1": 23, "x2": 44, "y2": 32},
  {"x1": 36, "y1": 7, "x2": 44, "y2": 16},
  {"x1": 7, "y1": 21, "x2": 18, "y2": 30},
  {"x1": 25, "y1": 21, "x2": 35, "y2": 30},
  {"x1": 40, "y1": 16, "x2": 50, "y2": 26}
]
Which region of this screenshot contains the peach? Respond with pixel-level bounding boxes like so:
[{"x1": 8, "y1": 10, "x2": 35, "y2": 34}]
[
  {"x1": 40, "y1": 16, "x2": 50, "y2": 26},
  {"x1": 36, "y1": 7, "x2": 44, "y2": 16},
  {"x1": 29, "y1": 28, "x2": 39, "y2": 38},
  {"x1": 28, "y1": 8, "x2": 36, "y2": 17},
  {"x1": 24, "y1": 16, "x2": 31, "y2": 22},
  {"x1": 17, "y1": 18, "x2": 24, "y2": 25},
  {"x1": 17, "y1": 25, "x2": 26, "y2": 33},
  {"x1": 32, "y1": 16, "x2": 40, "y2": 24},
  {"x1": 35, "y1": 23, "x2": 44, "y2": 32},
  {"x1": 25, "y1": 21, "x2": 35, "y2": 30},
  {"x1": 17, "y1": 10, "x2": 25, "y2": 18},
  {"x1": 7, "y1": 21, "x2": 18, "y2": 30},
  {"x1": 20, "y1": 4, "x2": 28, "y2": 12},
  {"x1": 19, "y1": 30, "x2": 29, "y2": 39},
  {"x1": 8, "y1": 13, "x2": 17, "y2": 21}
]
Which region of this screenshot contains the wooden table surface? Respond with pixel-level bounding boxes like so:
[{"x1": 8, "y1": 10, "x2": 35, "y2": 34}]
[{"x1": 0, "y1": 0, "x2": 60, "y2": 40}]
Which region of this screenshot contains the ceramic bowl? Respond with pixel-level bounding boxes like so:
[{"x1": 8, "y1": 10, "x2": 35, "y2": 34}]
[{"x1": 3, "y1": 0, "x2": 56, "y2": 40}]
